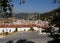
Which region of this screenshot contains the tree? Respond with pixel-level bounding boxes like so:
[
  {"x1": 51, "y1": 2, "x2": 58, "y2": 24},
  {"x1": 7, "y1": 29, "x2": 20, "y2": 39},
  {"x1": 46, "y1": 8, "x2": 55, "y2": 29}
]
[
  {"x1": 0, "y1": 0, "x2": 59, "y2": 18},
  {"x1": 0, "y1": 0, "x2": 13, "y2": 17},
  {"x1": 14, "y1": 27, "x2": 18, "y2": 32},
  {"x1": 0, "y1": 0, "x2": 26, "y2": 18},
  {"x1": 29, "y1": 27, "x2": 34, "y2": 31},
  {"x1": 53, "y1": 0, "x2": 60, "y2": 3},
  {"x1": 51, "y1": 8, "x2": 60, "y2": 33}
]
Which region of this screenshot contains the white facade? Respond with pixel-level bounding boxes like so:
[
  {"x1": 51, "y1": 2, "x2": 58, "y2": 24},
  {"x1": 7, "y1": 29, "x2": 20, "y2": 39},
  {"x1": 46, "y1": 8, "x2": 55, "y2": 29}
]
[
  {"x1": 38, "y1": 28, "x2": 46, "y2": 34},
  {"x1": 33, "y1": 27, "x2": 39, "y2": 31},
  {"x1": 18, "y1": 27, "x2": 30, "y2": 31},
  {"x1": 0, "y1": 27, "x2": 40, "y2": 33},
  {"x1": 0, "y1": 27, "x2": 34, "y2": 33},
  {"x1": 0, "y1": 28, "x2": 30, "y2": 33},
  {"x1": 0, "y1": 28, "x2": 15, "y2": 33},
  {"x1": 0, "y1": 27, "x2": 47, "y2": 34}
]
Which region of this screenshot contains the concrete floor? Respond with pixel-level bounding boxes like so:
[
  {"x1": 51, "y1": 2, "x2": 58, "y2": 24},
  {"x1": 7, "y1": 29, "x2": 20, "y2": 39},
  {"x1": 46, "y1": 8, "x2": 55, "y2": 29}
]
[{"x1": 0, "y1": 32, "x2": 53, "y2": 43}]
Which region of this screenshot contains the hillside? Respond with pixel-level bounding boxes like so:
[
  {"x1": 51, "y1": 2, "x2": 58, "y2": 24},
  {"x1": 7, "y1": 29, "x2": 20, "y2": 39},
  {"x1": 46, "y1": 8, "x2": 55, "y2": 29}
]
[
  {"x1": 40, "y1": 7, "x2": 60, "y2": 21},
  {"x1": 14, "y1": 13, "x2": 29, "y2": 19},
  {"x1": 14, "y1": 13, "x2": 40, "y2": 20},
  {"x1": 40, "y1": 7, "x2": 60, "y2": 27}
]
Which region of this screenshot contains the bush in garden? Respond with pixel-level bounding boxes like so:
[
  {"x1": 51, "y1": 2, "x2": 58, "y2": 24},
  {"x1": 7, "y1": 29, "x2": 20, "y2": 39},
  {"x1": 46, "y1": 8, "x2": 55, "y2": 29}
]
[
  {"x1": 14, "y1": 27, "x2": 18, "y2": 32},
  {"x1": 4, "y1": 32, "x2": 8, "y2": 36},
  {"x1": 29, "y1": 27, "x2": 34, "y2": 31}
]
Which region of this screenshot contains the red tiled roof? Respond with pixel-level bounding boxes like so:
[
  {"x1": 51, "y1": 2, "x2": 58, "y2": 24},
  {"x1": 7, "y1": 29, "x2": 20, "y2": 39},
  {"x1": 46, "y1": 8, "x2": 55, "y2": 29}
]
[
  {"x1": 0, "y1": 23, "x2": 42, "y2": 28},
  {"x1": 0, "y1": 22, "x2": 49, "y2": 28}
]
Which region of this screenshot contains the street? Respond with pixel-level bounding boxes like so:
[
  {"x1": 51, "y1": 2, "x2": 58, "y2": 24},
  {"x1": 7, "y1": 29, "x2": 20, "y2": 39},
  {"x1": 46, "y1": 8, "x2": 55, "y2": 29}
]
[{"x1": 0, "y1": 32, "x2": 53, "y2": 43}]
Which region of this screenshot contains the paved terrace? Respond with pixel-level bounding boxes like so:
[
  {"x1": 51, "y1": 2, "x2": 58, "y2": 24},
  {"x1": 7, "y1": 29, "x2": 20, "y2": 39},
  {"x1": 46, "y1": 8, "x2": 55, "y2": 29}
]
[{"x1": 0, "y1": 32, "x2": 53, "y2": 43}]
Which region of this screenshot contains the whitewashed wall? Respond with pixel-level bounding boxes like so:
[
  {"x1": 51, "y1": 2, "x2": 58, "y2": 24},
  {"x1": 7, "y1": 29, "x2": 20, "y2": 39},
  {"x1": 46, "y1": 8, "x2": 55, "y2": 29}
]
[
  {"x1": 0, "y1": 27, "x2": 45, "y2": 33},
  {"x1": 0, "y1": 27, "x2": 30, "y2": 33},
  {"x1": 38, "y1": 28, "x2": 46, "y2": 34},
  {"x1": 33, "y1": 27, "x2": 38, "y2": 31},
  {"x1": 38, "y1": 28, "x2": 42, "y2": 33},
  {"x1": 18, "y1": 27, "x2": 30, "y2": 31},
  {"x1": 0, "y1": 28, "x2": 15, "y2": 33}
]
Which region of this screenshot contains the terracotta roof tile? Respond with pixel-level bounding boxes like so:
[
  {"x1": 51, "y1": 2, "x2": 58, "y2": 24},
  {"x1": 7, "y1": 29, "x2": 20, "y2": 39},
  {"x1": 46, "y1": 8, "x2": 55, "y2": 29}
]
[{"x1": 0, "y1": 23, "x2": 43, "y2": 28}]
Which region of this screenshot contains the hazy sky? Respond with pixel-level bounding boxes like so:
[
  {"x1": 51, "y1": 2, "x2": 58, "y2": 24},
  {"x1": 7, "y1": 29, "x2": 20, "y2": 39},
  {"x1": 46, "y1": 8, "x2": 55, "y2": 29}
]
[{"x1": 12, "y1": 0, "x2": 59, "y2": 13}]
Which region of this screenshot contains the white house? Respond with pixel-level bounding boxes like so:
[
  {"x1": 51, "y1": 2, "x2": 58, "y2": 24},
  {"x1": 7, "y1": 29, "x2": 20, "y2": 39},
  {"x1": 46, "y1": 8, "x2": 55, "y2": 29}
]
[
  {"x1": 0, "y1": 27, "x2": 45, "y2": 34},
  {"x1": 0, "y1": 19, "x2": 49, "y2": 34},
  {"x1": 18, "y1": 27, "x2": 30, "y2": 31},
  {"x1": 0, "y1": 28, "x2": 15, "y2": 33}
]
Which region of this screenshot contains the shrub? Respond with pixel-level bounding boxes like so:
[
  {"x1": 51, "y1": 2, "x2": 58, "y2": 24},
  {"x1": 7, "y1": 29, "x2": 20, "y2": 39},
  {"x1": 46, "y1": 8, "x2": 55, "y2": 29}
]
[
  {"x1": 14, "y1": 27, "x2": 18, "y2": 32},
  {"x1": 4, "y1": 32, "x2": 8, "y2": 36},
  {"x1": 29, "y1": 27, "x2": 34, "y2": 31}
]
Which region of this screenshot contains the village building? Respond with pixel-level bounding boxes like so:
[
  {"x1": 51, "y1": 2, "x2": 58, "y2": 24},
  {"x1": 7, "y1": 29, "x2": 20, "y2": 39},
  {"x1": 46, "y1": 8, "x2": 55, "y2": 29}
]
[{"x1": 0, "y1": 19, "x2": 49, "y2": 34}]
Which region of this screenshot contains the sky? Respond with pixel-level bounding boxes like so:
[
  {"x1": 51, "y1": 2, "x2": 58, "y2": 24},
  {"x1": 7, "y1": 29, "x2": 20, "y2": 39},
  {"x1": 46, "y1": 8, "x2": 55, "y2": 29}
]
[{"x1": 12, "y1": 0, "x2": 60, "y2": 13}]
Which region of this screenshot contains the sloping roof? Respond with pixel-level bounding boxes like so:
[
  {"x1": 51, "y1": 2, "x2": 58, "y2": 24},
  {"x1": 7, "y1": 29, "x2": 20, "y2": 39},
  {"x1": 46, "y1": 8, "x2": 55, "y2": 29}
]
[{"x1": 0, "y1": 23, "x2": 41, "y2": 28}]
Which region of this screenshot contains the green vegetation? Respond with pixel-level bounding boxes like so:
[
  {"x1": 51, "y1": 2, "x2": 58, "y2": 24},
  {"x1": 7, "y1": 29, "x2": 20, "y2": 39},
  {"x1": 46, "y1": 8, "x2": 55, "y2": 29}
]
[
  {"x1": 29, "y1": 27, "x2": 35, "y2": 31},
  {"x1": 40, "y1": 8, "x2": 60, "y2": 28},
  {"x1": 0, "y1": 0, "x2": 13, "y2": 17},
  {"x1": 40, "y1": 8, "x2": 60, "y2": 21},
  {"x1": 4, "y1": 32, "x2": 8, "y2": 36},
  {"x1": 0, "y1": 0, "x2": 26, "y2": 18},
  {"x1": 14, "y1": 27, "x2": 18, "y2": 32}
]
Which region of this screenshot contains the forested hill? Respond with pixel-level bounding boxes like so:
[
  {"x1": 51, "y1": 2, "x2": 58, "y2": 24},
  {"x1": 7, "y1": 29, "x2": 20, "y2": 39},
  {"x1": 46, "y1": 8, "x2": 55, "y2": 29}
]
[
  {"x1": 14, "y1": 13, "x2": 29, "y2": 19},
  {"x1": 40, "y1": 7, "x2": 60, "y2": 27},
  {"x1": 0, "y1": 13, "x2": 32, "y2": 19},
  {"x1": 40, "y1": 8, "x2": 60, "y2": 21}
]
